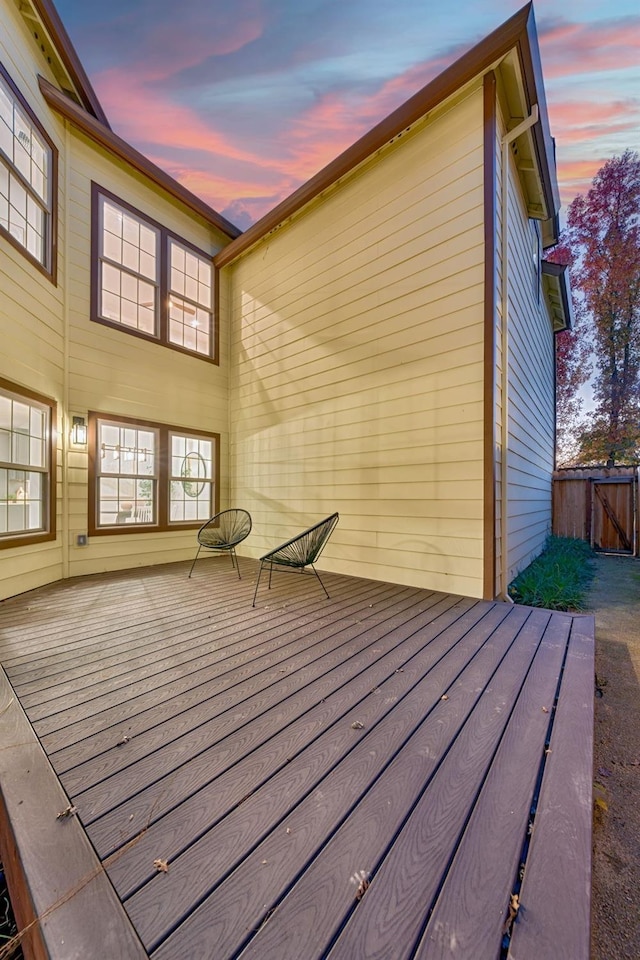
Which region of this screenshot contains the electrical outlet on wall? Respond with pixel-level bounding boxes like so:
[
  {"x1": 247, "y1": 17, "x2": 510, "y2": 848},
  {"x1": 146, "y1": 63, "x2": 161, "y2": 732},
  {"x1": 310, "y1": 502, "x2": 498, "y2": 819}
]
[{"x1": 76, "y1": 534, "x2": 88, "y2": 546}]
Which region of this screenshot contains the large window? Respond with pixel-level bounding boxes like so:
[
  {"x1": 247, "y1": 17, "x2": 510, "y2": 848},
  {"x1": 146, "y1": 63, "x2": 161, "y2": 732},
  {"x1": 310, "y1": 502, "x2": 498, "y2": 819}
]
[
  {"x1": 0, "y1": 63, "x2": 56, "y2": 279},
  {"x1": 89, "y1": 413, "x2": 218, "y2": 534},
  {"x1": 0, "y1": 379, "x2": 55, "y2": 547},
  {"x1": 92, "y1": 185, "x2": 216, "y2": 361}
]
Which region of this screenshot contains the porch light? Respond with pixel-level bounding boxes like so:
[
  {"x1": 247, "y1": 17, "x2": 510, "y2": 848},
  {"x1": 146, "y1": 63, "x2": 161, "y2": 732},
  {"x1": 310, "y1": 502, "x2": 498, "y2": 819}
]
[{"x1": 71, "y1": 416, "x2": 87, "y2": 445}]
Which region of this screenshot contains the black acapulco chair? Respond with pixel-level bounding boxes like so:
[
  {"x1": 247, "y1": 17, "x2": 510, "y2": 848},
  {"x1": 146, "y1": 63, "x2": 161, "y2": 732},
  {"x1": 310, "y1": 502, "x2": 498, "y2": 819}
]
[
  {"x1": 188, "y1": 508, "x2": 252, "y2": 580},
  {"x1": 252, "y1": 512, "x2": 339, "y2": 607}
]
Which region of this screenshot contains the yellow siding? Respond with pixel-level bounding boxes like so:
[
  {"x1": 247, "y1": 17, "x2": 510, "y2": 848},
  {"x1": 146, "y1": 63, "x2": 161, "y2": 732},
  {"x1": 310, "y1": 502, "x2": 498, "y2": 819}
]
[
  {"x1": 499, "y1": 133, "x2": 555, "y2": 591},
  {"x1": 227, "y1": 84, "x2": 486, "y2": 597},
  {"x1": 0, "y1": 2, "x2": 65, "y2": 598}
]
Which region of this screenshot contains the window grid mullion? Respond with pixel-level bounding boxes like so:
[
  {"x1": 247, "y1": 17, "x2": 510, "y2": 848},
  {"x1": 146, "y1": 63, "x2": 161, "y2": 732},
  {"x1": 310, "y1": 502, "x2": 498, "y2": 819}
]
[
  {"x1": 159, "y1": 232, "x2": 169, "y2": 345},
  {"x1": 158, "y1": 427, "x2": 169, "y2": 527}
]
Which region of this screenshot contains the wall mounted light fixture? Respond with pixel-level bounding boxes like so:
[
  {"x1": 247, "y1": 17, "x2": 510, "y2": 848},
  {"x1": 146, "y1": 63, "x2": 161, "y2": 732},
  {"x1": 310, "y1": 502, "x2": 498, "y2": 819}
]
[{"x1": 71, "y1": 416, "x2": 87, "y2": 445}]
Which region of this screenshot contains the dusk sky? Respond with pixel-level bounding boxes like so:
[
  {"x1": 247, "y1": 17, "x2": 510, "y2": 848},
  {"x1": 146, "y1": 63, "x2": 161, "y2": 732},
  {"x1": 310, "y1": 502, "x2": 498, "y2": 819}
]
[{"x1": 54, "y1": 0, "x2": 640, "y2": 231}]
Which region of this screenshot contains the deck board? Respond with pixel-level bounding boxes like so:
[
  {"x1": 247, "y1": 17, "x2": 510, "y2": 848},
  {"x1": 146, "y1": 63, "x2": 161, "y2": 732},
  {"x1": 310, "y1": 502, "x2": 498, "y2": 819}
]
[{"x1": 0, "y1": 561, "x2": 594, "y2": 959}]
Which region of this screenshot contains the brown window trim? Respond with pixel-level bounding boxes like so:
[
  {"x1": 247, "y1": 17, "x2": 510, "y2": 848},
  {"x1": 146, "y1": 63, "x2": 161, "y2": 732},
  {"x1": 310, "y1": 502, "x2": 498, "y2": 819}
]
[
  {"x1": 0, "y1": 377, "x2": 56, "y2": 549},
  {"x1": 90, "y1": 183, "x2": 219, "y2": 364},
  {"x1": 0, "y1": 62, "x2": 58, "y2": 284},
  {"x1": 88, "y1": 411, "x2": 220, "y2": 536}
]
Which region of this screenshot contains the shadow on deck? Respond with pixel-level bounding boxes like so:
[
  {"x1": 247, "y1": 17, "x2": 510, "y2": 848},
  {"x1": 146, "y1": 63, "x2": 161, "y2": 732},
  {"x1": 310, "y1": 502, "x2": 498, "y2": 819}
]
[{"x1": 0, "y1": 559, "x2": 594, "y2": 959}]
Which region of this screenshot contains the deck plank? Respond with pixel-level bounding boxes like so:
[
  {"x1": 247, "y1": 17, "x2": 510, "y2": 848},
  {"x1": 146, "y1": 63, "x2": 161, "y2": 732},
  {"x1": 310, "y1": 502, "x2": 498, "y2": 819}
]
[
  {"x1": 225, "y1": 607, "x2": 552, "y2": 960},
  {"x1": 0, "y1": 669, "x2": 147, "y2": 960},
  {"x1": 507, "y1": 616, "x2": 594, "y2": 960},
  {"x1": 0, "y1": 564, "x2": 595, "y2": 960},
  {"x1": 106, "y1": 599, "x2": 489, "y2": 899},
  {"x1": 147, "y1": 604, "x2": 534, "y2": 959},
  {"x1": 47, "y1": 581, "x2": 416, "y2": 767},
  {"x1": 86, "y1": 593, "x2": 473, "y2": 852},
  {"x1": 17, "y1": 576, "x2": 371, "y2": 716}
]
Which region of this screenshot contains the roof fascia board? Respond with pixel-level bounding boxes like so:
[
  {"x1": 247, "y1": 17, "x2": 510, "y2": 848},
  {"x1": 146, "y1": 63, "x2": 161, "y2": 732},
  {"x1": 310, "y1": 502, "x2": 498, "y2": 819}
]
[
  {"x1": 518, "y1": 7, "x2": 561, "y2": 219},
  {"x1": 542, "y1": 259, "x2": 574, "y2": 331},
  {"x1": 26, "y1": 0, "x2": 111, "y2": 127},
  {"x1": 39, "y1": 76, "x2": 241, "y2": 241},
  {"x1": 215, "y1": 3, "x2": 552, "y2": 268}
]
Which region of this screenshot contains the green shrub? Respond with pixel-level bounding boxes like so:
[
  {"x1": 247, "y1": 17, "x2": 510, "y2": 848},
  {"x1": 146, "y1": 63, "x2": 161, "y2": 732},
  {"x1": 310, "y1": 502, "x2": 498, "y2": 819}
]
[{"x1": 508, "y1": 536, "x2": 594, "y2": 611}]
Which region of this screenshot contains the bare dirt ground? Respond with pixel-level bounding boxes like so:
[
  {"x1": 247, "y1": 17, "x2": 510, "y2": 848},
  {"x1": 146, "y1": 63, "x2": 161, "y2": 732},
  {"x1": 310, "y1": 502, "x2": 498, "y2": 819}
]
[{"x1": 587, "y1": 554, "x2": 640, "y2": 959}]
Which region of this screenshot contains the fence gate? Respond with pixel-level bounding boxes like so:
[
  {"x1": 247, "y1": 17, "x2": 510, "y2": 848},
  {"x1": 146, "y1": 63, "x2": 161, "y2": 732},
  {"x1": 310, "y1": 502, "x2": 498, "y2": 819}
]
[
  {"x1": 553, "y1": 466, "x2": 638, "y2": 555},
  {"x1": 591, "y1": 479, "x2": 635, "y2": 553}
]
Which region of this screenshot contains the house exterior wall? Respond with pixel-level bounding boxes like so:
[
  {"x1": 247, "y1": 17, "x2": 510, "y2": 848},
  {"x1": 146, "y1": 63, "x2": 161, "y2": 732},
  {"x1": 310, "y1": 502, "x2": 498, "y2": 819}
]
[
  {"x1": 496, "y1": 114, "x2": 556, "y2": 594},
  {"x1": 0, "y1": 1, "x2": 231, "y2": 599},
  {"x1": 227, "y1": 84, "x2": 487, "y2": 597},
  {"x1": 63, "y1": 133, "x2": 230, "y2": 578},
  {"x1": 0, "y1": 1, "x2": 64, "y2": 597}
]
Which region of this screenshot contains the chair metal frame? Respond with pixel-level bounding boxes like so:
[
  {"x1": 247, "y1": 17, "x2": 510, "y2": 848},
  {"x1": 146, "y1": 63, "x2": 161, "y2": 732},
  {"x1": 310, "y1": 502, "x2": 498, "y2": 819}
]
[
  {"x1": 252, "y1": 513, "x2": 339, "y2": 606},
  {"x1": 188, "y1": 508, "x2": 252, "y2": 580}
]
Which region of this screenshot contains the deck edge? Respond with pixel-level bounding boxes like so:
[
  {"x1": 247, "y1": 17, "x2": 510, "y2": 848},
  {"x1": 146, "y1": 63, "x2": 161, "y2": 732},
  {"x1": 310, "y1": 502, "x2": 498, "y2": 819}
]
[{"x1": 0, "y1": 668, "x2": 148, "y2": 960}]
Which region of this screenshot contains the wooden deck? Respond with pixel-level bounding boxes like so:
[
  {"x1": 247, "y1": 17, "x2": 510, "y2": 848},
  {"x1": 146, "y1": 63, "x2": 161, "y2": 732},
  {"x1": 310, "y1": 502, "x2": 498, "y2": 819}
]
[{"x1": 0, "y1": 559, "x2": 594, "y2": 959}]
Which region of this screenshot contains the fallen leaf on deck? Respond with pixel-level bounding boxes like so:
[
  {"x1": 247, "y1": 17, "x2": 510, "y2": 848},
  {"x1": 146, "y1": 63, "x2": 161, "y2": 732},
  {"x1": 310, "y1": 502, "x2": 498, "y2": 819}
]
[
  {"x1": 356, "y1": 877, "x2": 370, "y2": 900},
  {"x1": 502, "y1": 892, "x2": 520, "y2": 933},
  {"x1": 154, "y1": 859, "x2": 169, "y2": 873},
  {"x1": 351, "y1": 720, "x2": 365, "y2": 730},
  {"x1": 350, "y1": 869, "x2": 370, "y2": 900},
  {"x1": 541, "y1": 706, "x2": 549, "y2": 713},
  {"x1": 509, "y1": 893, "x2": 520, "y2": 920},
  {"x1": 441, "y1": 694, "x2": 449, "y2": 701},
  {"x1": 116, "y1": 735, "x2": 131, "y2": 746},
  {"x1": 56, "y1": 805, "x2": 77, "y2": 820}
]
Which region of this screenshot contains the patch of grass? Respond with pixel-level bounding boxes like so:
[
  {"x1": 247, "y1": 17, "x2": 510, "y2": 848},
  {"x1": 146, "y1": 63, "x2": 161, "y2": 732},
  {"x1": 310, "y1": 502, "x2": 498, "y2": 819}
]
[{"x1": 508, "y1": 536, "x2": 595, "y2": 611}]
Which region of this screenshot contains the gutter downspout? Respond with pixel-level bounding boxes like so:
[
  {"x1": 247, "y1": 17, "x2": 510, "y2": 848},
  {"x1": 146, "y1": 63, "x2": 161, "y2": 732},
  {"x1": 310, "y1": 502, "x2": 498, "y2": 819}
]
[{"x1": 499, "y1": 104, "x2": 539, "y2": 600}]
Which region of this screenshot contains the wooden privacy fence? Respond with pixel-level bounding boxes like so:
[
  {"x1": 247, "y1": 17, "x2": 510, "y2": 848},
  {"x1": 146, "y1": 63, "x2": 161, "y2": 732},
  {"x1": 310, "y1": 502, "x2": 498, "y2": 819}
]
[{"x1": 553, "y1": 466, "x2": 639, "y2": 555}]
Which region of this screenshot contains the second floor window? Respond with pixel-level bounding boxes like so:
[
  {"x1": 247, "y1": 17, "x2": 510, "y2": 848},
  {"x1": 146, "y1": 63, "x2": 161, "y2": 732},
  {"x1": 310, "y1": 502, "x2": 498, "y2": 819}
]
[
  {"x1": 93, "y1": 184, "x2": 216, "y2": 361},
  {"x1": 0, "y1": 63, "x2": 56, "y2": 278}
]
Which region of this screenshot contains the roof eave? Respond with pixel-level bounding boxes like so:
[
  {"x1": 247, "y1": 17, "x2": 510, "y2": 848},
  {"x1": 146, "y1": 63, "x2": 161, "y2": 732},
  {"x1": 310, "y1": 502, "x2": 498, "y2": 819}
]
[
  {"x1": 24, "y1": 0, "x2": 111, "y2": 127},
  {"x1": 542, "y1": 259, "x2": 574, "y2": 332},
  {"x1": 39, "y1": 77, "x2": 241, "y2": 241},
  {"x1": 518, "y1": 8, "x2": 561, "y2": 231}
]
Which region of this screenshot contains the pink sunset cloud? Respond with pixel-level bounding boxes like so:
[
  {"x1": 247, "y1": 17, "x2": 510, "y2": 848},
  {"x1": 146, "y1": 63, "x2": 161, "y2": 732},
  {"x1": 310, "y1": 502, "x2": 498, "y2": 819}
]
[
  {"x1": 93, "y1": 67, "x2": 278, "y2": 171},
  {"x1": 539, "y1": 16, "x2": 640, "y2": 78},
  {"x1": 82, "y1": 8, "x2": 639, "y2": 227},
  {"x1": 282, "y1": 52, "x2": 456, "y2": 185},
  {"x1": 556, "y1": 158, "x2": 610, "y2": 207},
  {"x1": 549, "y1": 98, "x2": 640, "y2": 145}
]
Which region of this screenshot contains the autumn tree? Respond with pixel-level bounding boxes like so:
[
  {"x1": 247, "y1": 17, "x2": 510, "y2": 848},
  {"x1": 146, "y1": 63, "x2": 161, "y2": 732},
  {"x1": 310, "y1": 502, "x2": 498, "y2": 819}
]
[
  {"x1": 547, "y1": 241, "x2": 591, "y2": 465},
  {"x1": 563, "y1": 150, "x2": 640, "y2": 464}
]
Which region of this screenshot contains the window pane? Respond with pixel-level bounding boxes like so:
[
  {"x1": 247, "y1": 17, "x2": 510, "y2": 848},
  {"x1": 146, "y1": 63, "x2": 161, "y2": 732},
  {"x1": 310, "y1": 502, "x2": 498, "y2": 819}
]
[
  {"x1": 168, "y1": 295, "x2": 211, "y2": 356},
  {"x1": 96, "y1": 420, "x2": 159, "y2": 527},
  {"x1": 169, "y1": 433, "x2": 214, "y2": 523},
  {"x1": 0, "y1": 72, "x2": 51, "y2": 268},
  {"x1": 0, "y1": 384, "x2": 51, "y2": 540},
  {"x1": 103, "y1": 229, "x2": 122, "y2": 264},
  {"x1": 99, "y1": 196, "x2": 159, "y2": 335},
  {"x1": 98, "y1": 477, "x2": 156, "y2": 526},
  {"x1": 0, "y1": 395, "x2": 10, "y2": 429}
]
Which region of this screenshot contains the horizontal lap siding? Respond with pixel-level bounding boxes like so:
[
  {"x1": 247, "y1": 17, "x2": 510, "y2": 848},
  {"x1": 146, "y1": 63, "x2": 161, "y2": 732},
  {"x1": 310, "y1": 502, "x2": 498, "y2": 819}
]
[
  {"x1": 503, "y1": 151, "x2": 555, "y2": 585},
  {"x1": 0, "y1": 5, "x2": 65, "y2": 598},
  {"x1": 228, "y1": 86, "x2": 486, "y2": 597},
  {"x1": 65, "y1": 137, "x2": 231, "y2": 576}
]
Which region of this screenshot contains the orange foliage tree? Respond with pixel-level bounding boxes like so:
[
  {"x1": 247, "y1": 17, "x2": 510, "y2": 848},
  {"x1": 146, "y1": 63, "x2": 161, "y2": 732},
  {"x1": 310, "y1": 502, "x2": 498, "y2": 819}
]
[{"x1": 560, "y1": 151, "x2": 640, "y2": 464}]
